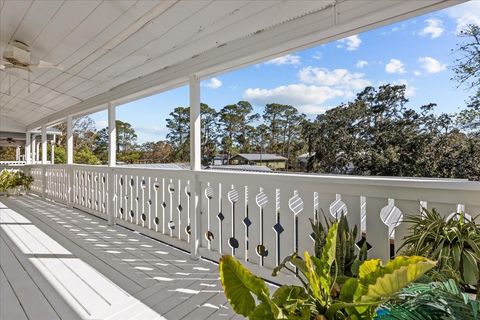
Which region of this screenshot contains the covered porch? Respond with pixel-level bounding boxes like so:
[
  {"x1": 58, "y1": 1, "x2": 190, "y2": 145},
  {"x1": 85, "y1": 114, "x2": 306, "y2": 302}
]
[{"x1": 1, "y1": 0, "x2": 479, "y2": 319}]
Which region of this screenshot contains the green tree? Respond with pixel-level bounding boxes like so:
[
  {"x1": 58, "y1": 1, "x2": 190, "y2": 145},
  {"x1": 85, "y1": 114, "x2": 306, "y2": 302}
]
[
  {"x1": 166, "y1": 106, "x2": 190, "y2": 162},
  {"x1": 74, "y1": 146, "x2": 101, "y2": 165},
  {"x1": 218, "y1": 101, "x2": 258, "y2": 159}
]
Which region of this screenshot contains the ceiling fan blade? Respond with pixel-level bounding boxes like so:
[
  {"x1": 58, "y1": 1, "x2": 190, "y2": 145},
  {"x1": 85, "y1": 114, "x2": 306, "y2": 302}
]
[{"x1": 30, "y1": 60, "x2": 63, "y2": 70}]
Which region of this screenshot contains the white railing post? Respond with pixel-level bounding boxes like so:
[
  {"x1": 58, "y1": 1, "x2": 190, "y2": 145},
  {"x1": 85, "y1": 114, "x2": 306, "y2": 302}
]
[
  {"x1": 51, "y1": 134, "x2": 55, "y2": 164},
  {"x1": 67, "y1": 115, "x2": 74, "y2": 207},
  {"x1": 189, "y1": 74, "x2": 202, "y2": 258},
  {"x1": 107, "y1": 102, "x2": 117, "y2": 226},
  {"x1": 41, "y1": 125, "x2": 47, "y2": 197},
  {"x1": 25, "y1": 131, "x2": 31, "y2": 164}
]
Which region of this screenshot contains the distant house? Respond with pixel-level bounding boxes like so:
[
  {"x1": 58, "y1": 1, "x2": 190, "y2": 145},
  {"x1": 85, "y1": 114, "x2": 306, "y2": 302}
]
[
  {"x1": 205, "y1": 165, "x2": 273, "y2": 173},
  {"x1": 211, "y1": 154, "x2": 228, "y2": 166},
  {"x1": 229, "y1": 153, "x2": 287, "y2": 170}
]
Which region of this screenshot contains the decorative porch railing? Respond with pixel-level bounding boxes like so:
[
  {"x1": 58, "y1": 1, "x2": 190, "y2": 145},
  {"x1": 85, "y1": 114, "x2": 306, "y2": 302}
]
[{"x1": 17, "y1": 164, "x2": 480, "y2": 282}]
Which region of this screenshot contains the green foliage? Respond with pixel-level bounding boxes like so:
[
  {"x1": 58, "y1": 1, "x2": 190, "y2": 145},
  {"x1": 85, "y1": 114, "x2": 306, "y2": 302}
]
[
  {"x1": 378, "y1": 279, "x2": 480, "y2": 320},
  {"x1": 399, "y1": 208, "x2": 480, "y2": 294},
  {"x1": 0, "y1": 170, "x2": 33, "y2": 192},
  {"x1": 310, "y1": 213, "x2": 367, "y2": 277},
  {"x1": 305, "y1": 84, "x2": 480, "y2": 180},
  {"x1": 74, "y1": 146, "x2": 101, "y2": 165},
  {"x1": 0, "y1": 146, "x2": 16, "y2": 161},
  {"x1": 219, "y1": 222, "x2": 435, "y2": 319}
]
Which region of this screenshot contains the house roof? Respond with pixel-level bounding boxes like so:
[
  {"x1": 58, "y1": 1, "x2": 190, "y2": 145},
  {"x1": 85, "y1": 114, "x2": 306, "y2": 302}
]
[
  {"x1": 233, "y1": 153, "x2": 287, "y2": 161},
  {"x1": 206, "y1": 165, "x2": 273, "y2": 173}
]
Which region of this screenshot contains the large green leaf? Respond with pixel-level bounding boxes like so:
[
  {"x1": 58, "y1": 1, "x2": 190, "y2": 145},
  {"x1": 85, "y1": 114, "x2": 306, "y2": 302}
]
[
  {"x1": 359, "y1": 256, "x2": 436, "y2": 303},
  {"x1": 219, "y1": 255, "x2": 271, "y2": 317}
]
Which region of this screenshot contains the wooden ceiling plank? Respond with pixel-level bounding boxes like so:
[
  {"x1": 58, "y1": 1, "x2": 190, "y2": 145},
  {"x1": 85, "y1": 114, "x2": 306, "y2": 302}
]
[
  {"x1": 0, "y1": 0, "x2": 32, "y2": 51},
  {"x1": 76, "y1": 1, "x2": 210, "y2": 80},
  {"x1": 12, "y1": 0, "x2": 64, "y2": 48}
]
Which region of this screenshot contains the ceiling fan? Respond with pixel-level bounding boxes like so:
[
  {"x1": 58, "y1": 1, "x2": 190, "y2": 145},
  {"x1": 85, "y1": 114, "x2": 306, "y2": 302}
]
[{"x1": 0, "y1": 40, "x2": 63, "y2": 94}]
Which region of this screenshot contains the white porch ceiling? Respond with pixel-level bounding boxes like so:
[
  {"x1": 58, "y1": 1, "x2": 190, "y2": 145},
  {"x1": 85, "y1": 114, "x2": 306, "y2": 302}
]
[{"x1": 0, "y1": 0, "x2": 464, "y2": 133}]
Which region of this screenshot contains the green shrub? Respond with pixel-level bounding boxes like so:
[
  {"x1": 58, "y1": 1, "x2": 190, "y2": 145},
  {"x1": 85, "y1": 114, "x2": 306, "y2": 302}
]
[
  {"x1": 399, "y1": 208, "x2": 480, "y2": 297},
  {"x1": 0, "y1": 170, "x2": 33, "y2": 192},
  {"x1": 219, "y1": 222, "x2": 436, "y2": 319}
]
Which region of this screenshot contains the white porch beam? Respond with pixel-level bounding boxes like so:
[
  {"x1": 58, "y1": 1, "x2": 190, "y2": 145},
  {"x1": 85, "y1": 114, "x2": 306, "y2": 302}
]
[
  {"x1": 108, "y1": 103, "x2": 116, "y2": 167},
  {"x1": 189, "y1": 75, "x2": 201, "y2": 171},
  {"x1": 66, "y1": 115, "x2": 74, "y2": 165},
  {"x1": 25, "y1": 0, "x2": 462, "y2": 131},
  {"x1": 25, "y1": 132, "x2": 31, "y2": 164},
  {"x1": 51, "y1": 134, "x2": 56, "y2": 164},
  {"x1": 41, "y1": 125, "x2": 47, "y2": 164},
  {"x1": 107, "y1": 102, "x2": 116, "y2": 226},
  {"x1": 189, "y1": 75, "x2": 202, "y2": 258}
]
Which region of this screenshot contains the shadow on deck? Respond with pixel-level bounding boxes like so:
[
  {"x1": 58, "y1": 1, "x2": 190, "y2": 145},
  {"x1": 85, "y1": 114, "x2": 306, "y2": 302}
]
[{"x1": 0, "y1": 194, "x2": 242, "y2": 320}]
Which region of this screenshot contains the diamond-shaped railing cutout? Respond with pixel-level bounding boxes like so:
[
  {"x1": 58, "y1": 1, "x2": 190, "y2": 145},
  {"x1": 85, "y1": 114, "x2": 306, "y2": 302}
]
[
  {"x1": 154, "y1": 217, "x2": 160, "y2": 225},
  {"x1": 119, "y1": 207, "x2": 124, "y2": 215},
  {"x1": 178, "y1": 204, "x2": 183, "y2": 212},
  {"x1": 273, "y1": 223, "x2": 284, "y2": 234},
  {"x1": 130, "y1": 210, "x2": 135, "y2": 218},
  {"x1": 228, "y1": 188, "x2": 239, "y2": 203},
  {"x1": 148, "y1": 199, "x2": 152, "y2": 205},
  {"x1": 289, "y1": 193, "x2": 304, "y2": 215},
  {"x1": 168, "y1": 221, "x2": 175, "y2": 230},
  {"x1": 356, "y1": 237, "x2": 372, "y2": 251},
  {"x1": 141, "y1": 179, "x2": 146, "y2": 188},
  {"x1": 217, "y1": 212, "x2": 225, "y2": 221},
  {"x1": 162, "y1": 202, "x2": 167, "y2": 208},
  {"x1": 243, "y1": 217, "x2": 252, "y2": 227},
  {"x1": 185, "y1": 184, "x2": 191, "y2": 197},
  {"x1": 309, "y1": 232, "x2": 316, "y2": 241},
  {"x1": 119, "y1": 177, "x2": 123, "y2": 186},
  {"x1": 204, "y1": 185, "x2": 214, "y2": 199},
  {"x1": 141, "y1": 214, "x2": 146, "y2": 222},
  {"x1": 130, "y1": 178, "x2": 134, "y2": 187},
  {"x1": 256, "y1": 191, "x2": 268, "y2": 208}
]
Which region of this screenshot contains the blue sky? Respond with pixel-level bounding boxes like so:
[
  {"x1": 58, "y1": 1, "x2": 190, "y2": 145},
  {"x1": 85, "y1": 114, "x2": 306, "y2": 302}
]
[{"x1": 90, "y1": 1, "x2": 480, "y2": 143}]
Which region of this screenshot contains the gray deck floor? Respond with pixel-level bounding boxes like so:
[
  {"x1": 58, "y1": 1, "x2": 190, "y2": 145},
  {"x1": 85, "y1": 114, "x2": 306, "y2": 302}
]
[{"x1": 0, "y1": 195, "x2": 243, "y2": 320}]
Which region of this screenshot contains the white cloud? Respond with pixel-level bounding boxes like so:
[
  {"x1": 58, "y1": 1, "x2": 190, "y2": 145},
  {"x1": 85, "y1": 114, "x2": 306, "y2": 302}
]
[
  {"x1": 418, "y1": 56, "x2": 446, "y2": 73},
  {"x1": 243, "y1": 66, "x2": 372, "y2": 114},
  {"x1": 264, "y1": 54, "x2": 301, "y2": 66},
  {"x1": 298, "y1": 66, "x2": 370, "y2": 90},
  {"x1": 312, "y1": 51, "x2": 322, "y2": 60},
  {"x1": 244, "y1": 84, "x2": 347, "y2": 114},
  {"x1": 413, "y1": 70, "x2": 421, "y2": 76},
  {"x1": 336, "y1": 35, "x2": 361, "y2": 51},
  {"x1": 95, "y1": 120, "x2": 108, "y2": 130},
  {"x1": 419, "y1": 18, "x2": 444, "y2": 39},
  {"x1": 204, "y1": 77, "x2": 222, "y2": 89},
  {"x1": 444, "y1": 1, "x2": 480, "y2": 33},
  {"x1": 394, "y1": 79, "x2": 417, "y2": 98},
  {"x1": 356, "y1": 60, "x2": 368, "y2": 69},
  {"x1": 385, "y1": 59, "x2": 406, "y2": 74}
]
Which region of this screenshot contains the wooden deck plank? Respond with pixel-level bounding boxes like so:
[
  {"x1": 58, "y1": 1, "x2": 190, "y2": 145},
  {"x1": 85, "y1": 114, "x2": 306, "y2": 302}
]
[
  {"x1": 0, "y1": 268, "x2": 28, "y2": 320},
  {"x1": 0, "y1": 195, "x2": 235, "y2": 320},
  {"x1": 0, "y1": 237, "x2": 62, "y2": 320}
]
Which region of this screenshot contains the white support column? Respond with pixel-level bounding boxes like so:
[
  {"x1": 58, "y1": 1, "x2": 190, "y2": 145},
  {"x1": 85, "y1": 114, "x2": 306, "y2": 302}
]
[
  {"x1": 32, "y1": 136, "x2": 36, "y2": 163},
  {"x1": 108, "y1": 103, "x2": 117, "y2": 168},
  {"x1": 66, "y1": 116, "x2": 74, "y2": 207},
  {"x1": 41, "y1": 125, "x2": 47, "y2": 164},
  {"x1": 36, "y1": 142, "x2": 39, "y2": 162},
  {"x1": 51, "y1": 134, "x2": 55, "y2": 164},
  {"x1": 15, "y1": 146, "x2": 20, "y2": 161},
  {"x1": 190, "y1": 75, "x2": 201, "y2": 171},
  {"x1": 107, "y1": 102, "x2": 117, "y2": 226},
  {"x1": 25, "y1": 132, "x2": 31, "y2": 164},
  {"x1": 67, "y1": 116, "x2": 74, "y2": 164},
  {"x1": 189, "y1": 74, "x2": 202, "y2": 258}
]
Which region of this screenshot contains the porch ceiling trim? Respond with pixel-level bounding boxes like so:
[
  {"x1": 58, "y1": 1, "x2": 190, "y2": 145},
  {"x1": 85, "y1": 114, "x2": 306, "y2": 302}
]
[{"x1": 26, "y1": 0, "x2": 464, "y2": 131}]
